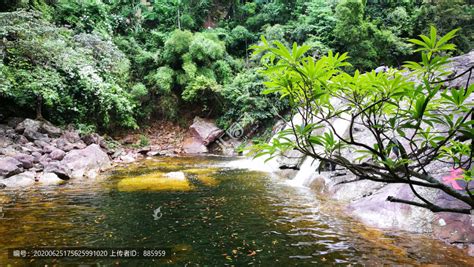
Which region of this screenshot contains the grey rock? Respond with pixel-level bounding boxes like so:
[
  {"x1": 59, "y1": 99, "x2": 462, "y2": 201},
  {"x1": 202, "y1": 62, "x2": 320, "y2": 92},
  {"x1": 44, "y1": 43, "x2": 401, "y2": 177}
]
[
  {"x1": 0, "y1": 146, "x2": 19, "y2": 157},
  {"x1": 39, "y1": 172, "x2": 65, "y2": 185},
  {"x1": 15, "y1": 135, "x2": 29, "y2": 145},
  {"x1": 445, "y1": 50, "x2": 474, "y2": 88},
  {"x1": 189, "y1": 117, "x2": 224, "y2": 146},
  {"x1": 23, "y1": 129, "x2": 48, "y2": 141},
  {"x1": 34, "y1": 140, "x2": 49, "y2": 149},
  {"x1": 347, "y1": 184, "x2": 436, "y2": 233},
  {"x1": 42, "y1": 145, "x2": 56, "y2": 154},
  {"x1": 31, "y1": 152, "x2": 42, "y2": 163},
  {"x1": 0, "y1": 135, "x2": 12, "y2": 148},
  {"x1": 82, "y1": 133, "x2": 107, "y2": 148},
  {"x1": 15, "y1": 118, "x2": 41, "y2": 134},
  {"x1": 61, "y1": 131, "x2": 81, "y2": 143},
  {"x1": 13, "y1": 153, "x2": 35, "y2": 169},
  {"x1": 41, "y1": 122, "x2": 62, "y2": 137},
  {"x1": 0, "y1": 157, "x2": 22, "y2": 178},
  {"x1": 50, "y1": 149, "x2": 66, "y2": 161},
  {"x1": 43, "y1": 162, "x2": 70, "y2": 180},
  {"x1": 1, "y1": 171, "x2": 35, "y2": 187},
  {"x1": 61, "y1": 144, "x2": 111, "y2": 179},
  {"x1": 183, "y1": 116, "x2": 225, "y2": 153},
  {"x1": 146, "y1": 150, "x2": 163, "y2": 157}
]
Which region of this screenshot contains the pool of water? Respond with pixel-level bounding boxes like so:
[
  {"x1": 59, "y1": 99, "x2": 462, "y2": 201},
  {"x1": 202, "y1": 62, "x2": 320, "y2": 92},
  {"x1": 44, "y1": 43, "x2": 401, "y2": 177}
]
[{"x1": 0, "y1": 156, "x2": 472, "y2": 266}]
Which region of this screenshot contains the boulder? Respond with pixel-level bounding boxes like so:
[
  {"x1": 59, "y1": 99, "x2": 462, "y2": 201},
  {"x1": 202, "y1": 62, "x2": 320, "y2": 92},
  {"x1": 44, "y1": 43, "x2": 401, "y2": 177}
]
[
  {"x1": 82, "y1": 133, "x2": 107, "y2": 148},
  {"x1": 0, "y1": 135, "x2": 12, "y2": 148},
  {"x1": 183, "y1": 136, "x2": 208, "y2": 154},
  {"x1": 43, "y1": 162, "x2": 70, "y2": 180},
  {"x1": 189, "y1": 117, "x2": 224, "y2": 145},
  {"x1": 183, "y1": 117, "x2": 224, "y2": 154},
  {"x1": 31, "y1": 151, "x2": 42, "y2": 163},
  {"x1": 62, "y1": 130, "x2": 82, "y2": 143},
  {"x1": 433, "y1": 212, "x2": 474, "y2": 244},
  {"x1": 55, "y1": 138, "x2": 75, "y2": 152},
  {"x1": 347, "y1": 183, "x2": 436, "y2": 233},
  {"x1": 23, "y1": 129, "x2": 48, "y2": 141},
  {"x1": 445, "y1": 50, "x2": 474, "y2": 88},
  {"x1": 15, "y1": 118, "x2": 62, "y2": 139},
  {"x1": 61, "y1": 144, "x2": 111, "y2": 179},
  {"x1": 15, "y1": 118, "x2": 42, "y2": 134},
  {"x1": 50, "y1": 149, "x2": 66, "y2": 161},
  {"x1": 0, "y1": 157, "x2": 22, "y2": 178},
  {"x1": 1, "y1": 171, "x2": 35, "y2": 187},
  {"x1": 0, "y1": 146, "x2": 18, "y2": 157},
  {"x1": 38, "y1": 172, "x2": 65, "y2": 185},
  {"x1": 41, "y1": 122, "x2": 62, "y2": 137},
  {"x1": 118, "y1": 153, "x2": 136, "y2": 163},
  {"x1": 13, "y1": 153, "x2": 35, "y2": 169}
]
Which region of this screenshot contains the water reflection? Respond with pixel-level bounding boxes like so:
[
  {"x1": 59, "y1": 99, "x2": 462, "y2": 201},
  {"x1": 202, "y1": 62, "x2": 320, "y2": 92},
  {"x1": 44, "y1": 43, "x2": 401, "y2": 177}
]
[{"x1": 0, "y1": 156, "x2": 472, "y2": 266}]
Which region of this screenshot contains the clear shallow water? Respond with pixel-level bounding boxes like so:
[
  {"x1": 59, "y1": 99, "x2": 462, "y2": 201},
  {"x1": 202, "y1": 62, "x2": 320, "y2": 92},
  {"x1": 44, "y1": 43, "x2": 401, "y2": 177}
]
[{"x1": 0, "y1": 156, "x2": 472, "y2": 266}]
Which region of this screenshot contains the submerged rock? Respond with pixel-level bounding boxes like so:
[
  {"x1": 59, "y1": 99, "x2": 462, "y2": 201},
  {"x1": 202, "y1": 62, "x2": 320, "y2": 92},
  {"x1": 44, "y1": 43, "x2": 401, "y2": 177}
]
[
  {"x1": 117, "y1": 172, "x2": 192, "y2": 192},
  {"x1": 164, "y1": 171, "x2": 186, "y2": 180}
]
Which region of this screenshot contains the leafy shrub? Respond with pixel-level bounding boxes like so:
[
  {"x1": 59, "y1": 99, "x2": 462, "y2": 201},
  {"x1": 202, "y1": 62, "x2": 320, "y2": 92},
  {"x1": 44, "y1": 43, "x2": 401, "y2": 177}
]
[{"x1": 0, "y1": 11, "x2": 137, "y2": 129}]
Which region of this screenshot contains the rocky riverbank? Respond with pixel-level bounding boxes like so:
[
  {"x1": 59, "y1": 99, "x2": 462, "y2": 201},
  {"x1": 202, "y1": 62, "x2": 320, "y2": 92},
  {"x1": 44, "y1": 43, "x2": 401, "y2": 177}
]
[
  {"x1": 0, "y1": 118, "x2": 112, "y2": 187},
  {"x1": 0, "y1": 118, "x2": 172, "y2": 188}
]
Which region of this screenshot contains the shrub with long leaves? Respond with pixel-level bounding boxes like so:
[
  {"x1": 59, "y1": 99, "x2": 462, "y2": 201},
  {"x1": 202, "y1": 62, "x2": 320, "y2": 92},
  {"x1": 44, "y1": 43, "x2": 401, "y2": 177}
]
[{"x1": 249, "y1": 27, "x2": 474, "y2": 214}]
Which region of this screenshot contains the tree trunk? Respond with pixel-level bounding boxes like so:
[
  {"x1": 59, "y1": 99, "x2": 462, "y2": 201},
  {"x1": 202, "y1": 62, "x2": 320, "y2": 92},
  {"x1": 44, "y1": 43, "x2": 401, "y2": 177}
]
[{"x1": 36, "y1": 94, "x2": 43, "y2": 120}]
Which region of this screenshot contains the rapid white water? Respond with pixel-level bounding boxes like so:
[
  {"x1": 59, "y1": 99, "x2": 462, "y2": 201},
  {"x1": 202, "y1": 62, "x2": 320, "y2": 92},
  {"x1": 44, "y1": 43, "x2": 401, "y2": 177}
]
[{"x1": 227, "y1": 107, "x2": 352, "y2": 189}]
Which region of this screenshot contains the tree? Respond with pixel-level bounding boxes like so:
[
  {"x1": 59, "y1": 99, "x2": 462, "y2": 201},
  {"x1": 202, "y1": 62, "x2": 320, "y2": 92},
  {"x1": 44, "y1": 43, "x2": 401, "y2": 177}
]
[
  {"x1": 0, "y1": 11, "x2": 137, "y2": 129},
  {"x1": 249, "y1": 27, "x2": 474, "y2": 214}
]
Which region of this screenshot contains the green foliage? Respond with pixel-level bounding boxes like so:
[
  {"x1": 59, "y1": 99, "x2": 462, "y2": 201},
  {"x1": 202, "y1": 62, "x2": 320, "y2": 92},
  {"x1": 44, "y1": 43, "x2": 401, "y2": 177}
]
[
  {"x1": 1, "y1": 0, "x2": 472, "y2": 135},
  {"x1": 250, "y1": 28, "x2": 474, "y2": 213},
  {"x1": 139, "y1": 134, "x2": 150, "y2": 147},
  {"x1": 217, "y1": 68, "x2": 287, "y2": 130},
  {"x1": 0, "y1": 11, "x2": 137, "y2": 129}
]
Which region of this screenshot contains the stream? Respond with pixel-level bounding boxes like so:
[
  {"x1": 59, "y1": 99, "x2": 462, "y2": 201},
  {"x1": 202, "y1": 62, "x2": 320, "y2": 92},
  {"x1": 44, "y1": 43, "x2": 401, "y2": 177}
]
[{"x1": 0, "y1": 156, "x2": 472, "y2": 266}]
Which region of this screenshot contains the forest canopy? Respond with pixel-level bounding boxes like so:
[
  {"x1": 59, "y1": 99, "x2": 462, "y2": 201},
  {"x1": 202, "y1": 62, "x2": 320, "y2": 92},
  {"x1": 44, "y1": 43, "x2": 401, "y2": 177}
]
[{"x1": 0, "y1": 0, "x2": 472, "y2": 131}]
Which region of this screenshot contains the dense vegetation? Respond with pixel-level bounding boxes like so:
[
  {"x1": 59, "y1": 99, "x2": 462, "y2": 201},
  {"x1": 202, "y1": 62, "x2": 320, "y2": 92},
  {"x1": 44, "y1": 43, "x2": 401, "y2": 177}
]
[{"x1": 0, "y1": 0, "x2": 472, "y2": 132}]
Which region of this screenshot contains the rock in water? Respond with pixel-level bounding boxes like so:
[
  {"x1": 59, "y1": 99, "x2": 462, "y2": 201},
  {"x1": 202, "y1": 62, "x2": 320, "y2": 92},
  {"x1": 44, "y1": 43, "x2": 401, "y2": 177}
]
[
  {"x1": 1, "y1": 172, "x2": 35, "y2": 188},
  {"x1": 39, "y1": 172, "x2": 65, "y2": 185},
  {"x1": 164, "y1": 171, "x2": 186, "y2": 181},
  {"x1": 61, "y1": 144, "x2": 111, "y2": 179}
]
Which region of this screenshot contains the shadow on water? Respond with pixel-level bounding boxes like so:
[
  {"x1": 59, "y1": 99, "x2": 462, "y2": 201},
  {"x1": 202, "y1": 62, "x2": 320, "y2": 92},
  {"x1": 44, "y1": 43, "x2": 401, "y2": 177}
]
[{"x1": 0, "y1": 156, "x2": 472, "y2": 266}]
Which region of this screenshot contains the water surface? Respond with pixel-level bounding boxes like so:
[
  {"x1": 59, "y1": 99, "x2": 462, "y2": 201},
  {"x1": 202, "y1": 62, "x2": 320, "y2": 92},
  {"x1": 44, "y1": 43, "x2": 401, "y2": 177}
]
[{"x1": 0, "y1": 156, "x2": 472, "y2": 266}]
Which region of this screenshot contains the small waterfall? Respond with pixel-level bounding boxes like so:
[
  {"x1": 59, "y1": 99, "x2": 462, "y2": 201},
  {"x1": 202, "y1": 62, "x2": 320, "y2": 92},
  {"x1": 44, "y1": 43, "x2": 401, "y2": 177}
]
[
  {"x1": 286, "y1": 156, "x2": 320, "y2": 187},
  {"x1": 275, "y1": 111, "x2": 352, "y2": 188}
]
